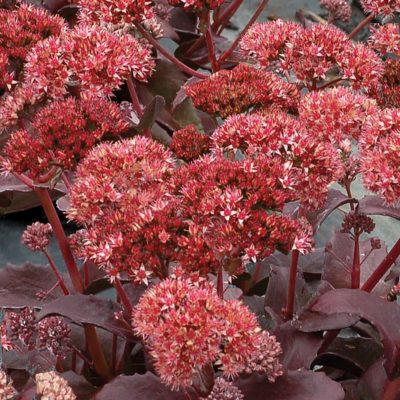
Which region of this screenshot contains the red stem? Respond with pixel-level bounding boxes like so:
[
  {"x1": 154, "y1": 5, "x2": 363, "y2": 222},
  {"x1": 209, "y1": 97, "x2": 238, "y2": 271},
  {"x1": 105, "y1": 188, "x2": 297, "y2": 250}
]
[
  {"x1": 83, "y1": 261, "x2": 90, "y2": 289},
  {"x1": 134, "y1": 22, "x2": 208, "y2": 79},
  {"x1": 35, "y1": 188, "x2": 83, "y2": 293},
  {"x1": 285, "y1": 249, "x2": 300, "y2": 319},
  {"x1": 351, "y1": 234, "x2": 361, "y2": 289},
  {"x1": 362, "y1": 238, "x2": 400, "y2": 292},
  {"x1": 218, "y1": 0, "x2": 270, "y2": 65},
  {"x1": 217, "y1": 265, "x2": 224, "y2": 299},
  {"x1": 43, "y1": 249, "x2": 70, "y2": 295},
  {"x1": 348, "y1": 13, "x2": 374, "y2": 40},
  {"x1": 114, "y1": 278, "x2": 133, "y2": 314},
  {"x1": 213, "y1": 0, "x2": 244, "y2": 33}
]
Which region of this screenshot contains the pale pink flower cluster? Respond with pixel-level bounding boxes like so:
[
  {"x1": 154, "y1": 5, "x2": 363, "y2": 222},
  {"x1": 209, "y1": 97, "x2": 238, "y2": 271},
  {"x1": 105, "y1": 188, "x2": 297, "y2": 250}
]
[
  {"x1": 35, "y1": 371, "x2": 76, "y2": 400},
  {"x1": 206, "y1": 378, "x2": 244, "y2": 400},
  {"x1": 21, "y1": 222, "x2": 53, "y2": 252},
  {"x1": 133, "y1": 275, "x2": 283, "y2": 390},
  {"x1": 320, "y1": 0, "x2": 352, "y2": 21},
  {"x1": 370, "y1": 23, "x2": 400, "y2": 56}
]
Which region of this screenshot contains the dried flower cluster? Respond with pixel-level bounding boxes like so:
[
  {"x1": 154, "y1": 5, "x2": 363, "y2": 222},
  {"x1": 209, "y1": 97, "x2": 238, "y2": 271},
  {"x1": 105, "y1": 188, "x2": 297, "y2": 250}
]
[
  {"x1": 35, "y1": 371, "x2": 76, "y2": 400},
  {"x1": 0, "y1": 370, "x2": 17, "y2": 400},
  {"x1": 133, "y1": 275, "x2": 283, "y2": 389},
  {"x1": 185, "y1": 64, "x2": 299, "y2": 118},
  {"x1": 4, "y1": 308, "x2": 71, "y2": 358},
  {"x1": 21, "y1": 222, "x2": 52, "y2": 252}
]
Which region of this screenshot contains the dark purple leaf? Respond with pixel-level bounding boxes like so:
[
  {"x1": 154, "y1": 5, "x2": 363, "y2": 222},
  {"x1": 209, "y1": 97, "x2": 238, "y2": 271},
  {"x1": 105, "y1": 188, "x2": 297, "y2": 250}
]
[
  {"x1": 274, "y1": 322, "x2": 323, "y2": 371},
  {"x1": 36, "y1": 294, "x2": 135, "y2": 340},
  {"x1": 42, "y1": 0, "x2": 69, "y2": 12},
  {"x1": 323, "y1": 231, "x2": 394, "y2": 296},
  {"x1": 0, "y1": 175, "x2": 66, "y2": 215},
  {"x1": 284, "y1": 190, "x2": 357, "y2": 232},
  {"x1": 61, "y1": 371, "x2": 97, "y2": 400},
  {"x1": 265, "y1": 265, "x2": 309, "y2": 316},
  {"x1": 312, "y1": 337, "x2": 383, "y2": 375},
  {"x1": 295, "y1": 310, "x2": 360, "y2": 332},
  {"x1": 358, "y1": 195, "x2": 400, "y2": 221},
  {"x1": 192, "y1": 363, "x2": 214, "y2": 398},
  {"x1": 169, "y1": 8, "x2": 197, "y2": 36},
  {"x1": 136, "y1": 96, "x2": 166, "y2": 133},
  {"x1": 298, "y1": 289, "x2": 400, "y2": 377},
  {"x1": 172, "y1": 77, "x2": 199, "y2": 112},
  {"x1": 236, "y1": 370, "x2": 345, "y2": 400},
  {"x1": 0, "y1": 263, "x2": 65, "y2": 308},
  {"x1": 357, "y1": 358, "x2": 387, "y2": 400},
  {"x1": 93, "y1": 372, "x2": 186, "y2": 399}
]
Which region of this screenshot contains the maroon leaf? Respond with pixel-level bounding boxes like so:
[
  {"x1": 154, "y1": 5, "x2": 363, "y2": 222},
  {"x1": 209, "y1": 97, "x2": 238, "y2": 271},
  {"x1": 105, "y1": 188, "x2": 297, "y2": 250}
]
[
  {"x1": 0, "y1": 263, "x2": 65, "y2": 308},
  {"x1": 274, "y1": 322, "x2": 323, "y2": 371},
  {"x1": 192, "y1": 363, "x2": 215, "y2": 398},
  {"x1": 36, "y1": 294, "x2": 135, "y2": 340},
  {"x1": 136, "y1": 95, "x2": 166, "y2": 133},
  {"x1": 93, "y1": 372, "x2": 187, "y2": 399},
  {"x1": 297, "y1": 289, "x2": 400, "y2": 377},
  {"x1": 236, "y1": 370, "x2": 345, "y2": 400},
  {"x1": 357, "y1": 358, "x2": 387, "y2": 400},
  {"x1": 358, "y1": 195, "x2": 400, "y2": 221},
  {"x1": 323, "y1": 231, "x2": 394, "y2": 296},
  {"x1": 42, "y1": 0, "x2": 69, "y2": 12}
]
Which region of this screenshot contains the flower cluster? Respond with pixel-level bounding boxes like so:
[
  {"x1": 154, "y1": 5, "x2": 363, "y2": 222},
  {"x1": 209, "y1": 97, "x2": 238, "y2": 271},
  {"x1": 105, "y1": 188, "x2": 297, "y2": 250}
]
[
  {"x1": 24, "y1": 24, "x2": 154, "y2": 100},
  {"x1": 3, "y1": 96, "x2": 128, "y2": 178},
  {"x1": 67, "y1": 137, "x2": 178, "y2": 283},
  {"x1": 35, "y1": 371, "x2": 76, "y2": 400},
  {"x1": 211, "y1": 111, "x2": 343, "y2": 210},
  {"x1": 372, "y1": 59, "x2": 400, "y2": 108},
  {"x1": 0, "y1": 3, "x2": 66, "y2": 62},
  {"x1": 21, "y1": 222, "x2": 52, "y2": 252},
  {"x1": 360, "y1": 108, "x2": 400, "y2": 203},
  {"x1": 5, "y1": 307, "x2": 36, "y2": 349},
  {"x1": 240, "y1": 20, "x2": 302, "y2": 67},
  {"x1": 170, "y1": 124, "x2": 211, "y2": 162},
  {"x1": 370, "y1": 23, "x2": 400, "y2": 56},
  {"x1": 77, "y1": 0, "x2": 154, "y2": 26},
  {"x1": 0, "y1": 370, "x2": 17, "y2": 400},
  {"x1": 282, "y1": 23, "x2": 349, "y2": 84},
  {"x1": 133, "y1": 275, "x2": 283, "y2": 390},
  {"x1": 206, "y1": 378, "x2": 244, "y2": 400},
  {"x1": 299, "y1": 87, "x2": 378, "y2": 144},
  {"x1": 185, "y1": 64, "x2": 299, "y2": 118},
  {"x1": 320, "y1": 0, "x2": 352, "y2": 22},
  {"x1": 360, "y1": 0, "x2": 400, "y2": 16},
  {"x1": 173, "y1": 155, "x2": 313, "y2": 273}
]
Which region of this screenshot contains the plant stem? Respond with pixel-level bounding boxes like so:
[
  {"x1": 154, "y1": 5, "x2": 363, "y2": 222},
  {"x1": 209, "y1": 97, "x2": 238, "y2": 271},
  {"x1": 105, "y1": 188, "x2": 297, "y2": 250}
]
[
  {"x1": 84, "y1": 325, "x2": 112, "y2": 379},
  {"x1": 362, "y1": 238, "x2": 400, "y2": 292},
  {"x1": 217, "y1": 265, "x2": 224, "y2": 299},
  {"x1": 43, "y1": 249, "x2": 70, "y2": 295},
  {"x1": 348, "y1": 13, "x2": 374, "y2": 40},
  {"x1": 114, "y1": 278, "x2": 133, "y2": 314},
  {"x1": 127, "y1": 75, "x2": 143, "y2": 118},
  {"x1": 35, "y1": 188, "x2": 83, "y2": 293},
  {"x1": 351, "y1": 234, "x2": 361, "y2": 289},
  {"x1": 285, "y1": 248, "x2": 300, "y2": 319},
  {"x1": 213, "y1": 0, "x2": 244, "y2": 33},
  {"x1": 218, "y1": 0, "x2": 269, "y2": 66},
  {"x1": 134, "y1": 23, "x2": 208, "y2": 79}
]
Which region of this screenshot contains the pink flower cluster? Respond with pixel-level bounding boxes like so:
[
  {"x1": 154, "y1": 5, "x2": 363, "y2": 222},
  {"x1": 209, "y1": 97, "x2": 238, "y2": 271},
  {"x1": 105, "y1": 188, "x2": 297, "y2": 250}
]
[
  {"x1": 360, "y1": 0, "x2": 400, "y2": 16},
  {"x1": 133, "y1": 275, "x2": 283, "y2": 389},
  {"x1": 360, "y1": 108, "x2": 400, "y2": 204},
  {"x1": 185, "y1": 63, "x2": 299, "y2": 118},
  {"x1": 21, "y1": 222, "x2": 52, "y2": 252},
  {"x1": 370, "y1": 24, "x2": 400, "y2": 56},
  {"x1": 320, "y1": 0, "x2": 352, "y2": 21},
  {"x1": 240, "y1": 21, "x2": 384, "y2": 89},
  {"x1": 3, "y1": 96, "x2": 128, "y2": 178}
]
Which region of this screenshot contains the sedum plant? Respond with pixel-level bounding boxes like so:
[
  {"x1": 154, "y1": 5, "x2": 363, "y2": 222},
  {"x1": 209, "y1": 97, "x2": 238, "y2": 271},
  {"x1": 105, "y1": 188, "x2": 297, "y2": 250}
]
[{"x1": 0, "y1": 0, "x2": 399, "y2": 398}]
